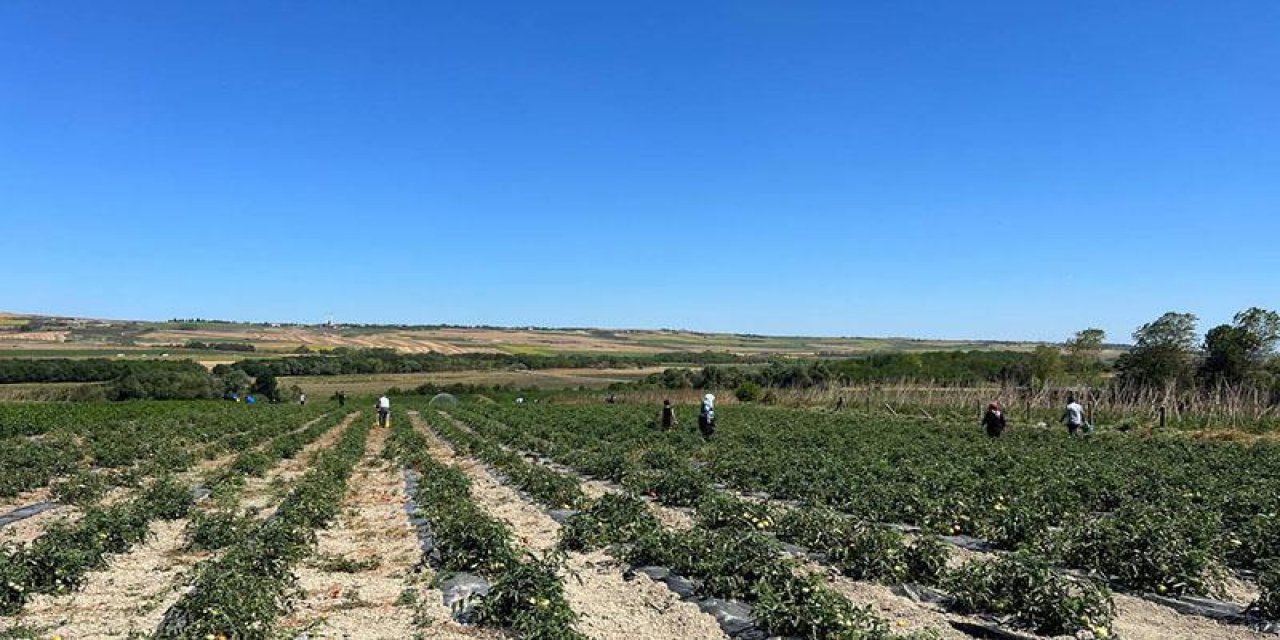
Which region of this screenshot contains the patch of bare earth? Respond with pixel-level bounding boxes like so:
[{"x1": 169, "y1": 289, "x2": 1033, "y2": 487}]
[
  {"x1": 281, "y1": 423, "x2": 480, "y2": 639},
  {"x1": 4, "y1": 519, "x2": 209, "y2": 637},
  {"x1": 1111, "y1": 593, "x2": 1273, "y2": 640},
  {"x1": 0, "y1": 485, "x2": 136, "y2": 546},
  {"x1": 239, "y1": 412, "x2": 358, "y2": 512},
  {"x1": 0, "y1": 506, "x2": 77, "y2": 546},
  {"x1": 410, "y1": 412, "x2": 727, "y2": 640},
  {"x1": 0, "y1": 486, "x2": 51, "y2": 513}
]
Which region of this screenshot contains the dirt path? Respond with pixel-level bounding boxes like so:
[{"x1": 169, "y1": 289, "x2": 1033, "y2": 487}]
[
  {"x1": 1, "y1": 413, "x2": 359, "y2": 637},
  {"x1": 281, "y1": 424, "x2": 482, "y2": 639},
  {"x1": 0, "y1": 486, "x2": 51, "y2": 513},
  {"x1": 239, "y1": 413, "x2": 358, "y2": 513},
  {"x1": 0, "y1": 518, "x2": 207, "y2": 637},
  {"x1": 410, "y1": 412, "x2": 727, "y2": 640},
  {"x1": 1111, "y1": 593, "x2": 1273, "y2": 640}
]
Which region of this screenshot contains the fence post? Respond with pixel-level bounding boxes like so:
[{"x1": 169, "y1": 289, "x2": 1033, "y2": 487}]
[{"x1": 1159, "y1": 405, "x2": 1166, "y2": 430}]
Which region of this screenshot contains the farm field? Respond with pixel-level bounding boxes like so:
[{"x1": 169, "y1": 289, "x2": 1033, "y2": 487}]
[
  {"x1": 2, "y1": 396, "x2": 1278, "y2": 639},
  {"x1": 0, "y1": 311, "x2": 1096, "y2": 359},
  {"x1": 421, "y1": 399, "x2": 1280, "y2": 640}
]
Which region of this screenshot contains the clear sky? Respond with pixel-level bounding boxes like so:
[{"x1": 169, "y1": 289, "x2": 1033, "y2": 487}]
[{"x1": 2, "y1": 2, "x2": 1276, "y2": 342}]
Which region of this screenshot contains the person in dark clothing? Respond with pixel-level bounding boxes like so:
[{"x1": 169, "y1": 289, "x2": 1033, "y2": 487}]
[
  {"x1": 698, "y1": 394, "x2": 716, "y2": 440},
  {"x1": 336, "y1": 391, "x2": 346, "y2": 407},
  {"x1": 981, "y1": 402, "x2": 1006, "y2": 438},
  {"x1": 660, "y1": 399, "x2": 677, "y2": 430}
]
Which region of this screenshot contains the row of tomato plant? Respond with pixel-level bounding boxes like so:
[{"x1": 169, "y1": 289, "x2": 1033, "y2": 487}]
[
  {"x1": 466, "y1": 402, "x2": 1280, "y2": 596},
  {"x1": 428, "y1": 403, "x2": 924, "y2": 640},
  {"x1": 0, "y1": 408, "x2": 344, "y2": 617},
  {"x1": 0, "y1": 401, "x2": 329, "y2": 498},
  {"x1": 200, "y1": 410, "x2": 347, "y2": 502},
  {"x1": 155, "y1": 415, "x2": 370, "y2": 638},
  {"x1": 448, "y1": 402, "x2": 1117, "y2": 637},
  {"x1": 384, "y1": 414, "x2": 585, "y2": 638},
  {"x1": 0, "y1": 476, "x2": 193, "y2": 615}
]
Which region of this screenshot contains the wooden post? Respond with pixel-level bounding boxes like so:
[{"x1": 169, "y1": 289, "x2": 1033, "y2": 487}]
[{"x1": 1159, "y1": 405, "x2": 1166, "y2": 430}]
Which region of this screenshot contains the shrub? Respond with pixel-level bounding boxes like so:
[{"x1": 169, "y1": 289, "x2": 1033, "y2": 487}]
[{"x1": 735, "y1": 381, "x2": 763, "y2": 402}]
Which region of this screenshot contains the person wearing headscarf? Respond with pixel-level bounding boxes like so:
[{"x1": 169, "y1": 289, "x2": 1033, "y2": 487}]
[
  {"x1": 981, "y1": 402, "x2": 1006, "y2": 438},
  {"x1": 660, "y1": 399, "x2": 677, "y2": 430},
  {"x1": 698, "y1": 393, "x2": 716, "y2": 439}
]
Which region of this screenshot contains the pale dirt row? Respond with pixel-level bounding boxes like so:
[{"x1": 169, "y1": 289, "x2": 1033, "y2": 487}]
[
  {"x1": 0, "y1": 413, "x2": 359, "y2": 638},
  {"x1": 238, "y1": 413, "x2": 356, "y2": 513},
  {"x1": 280, "y1": 422, "x2": 486, "y2": 639},
  {"x1": 410, "y1": 411, "x2": 728, "y2": 640},
  {"x1": 0, "y1": 486, "x2": 51, "y2": 515}
]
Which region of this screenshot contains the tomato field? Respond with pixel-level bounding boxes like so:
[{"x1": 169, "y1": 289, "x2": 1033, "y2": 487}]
[{"x1": 1, "y1": 397, "x2": 1279, "y2": 639}]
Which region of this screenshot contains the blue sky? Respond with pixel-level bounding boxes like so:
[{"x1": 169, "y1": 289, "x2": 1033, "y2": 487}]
[{"x1": 1, "y1": 1, "x2": 1276, "y2": 342}]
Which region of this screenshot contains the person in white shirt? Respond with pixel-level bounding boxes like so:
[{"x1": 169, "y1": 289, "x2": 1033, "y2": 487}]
[
  {"x1": 1062, "y1": 395, "x2": 1085, "y2": 436},
  {"x1": 377, "y1": 395, "x2": 391, "y2": 427}
]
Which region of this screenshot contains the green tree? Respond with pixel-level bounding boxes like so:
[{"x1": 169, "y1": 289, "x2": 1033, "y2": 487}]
[
  {"x1": 1200, "y1": 307, "x2": 1280, "y2": 386},
  {"x1": 1029, "y1": 345, "x2": 1064, "y2": 387},
  {"x1": 1234, "y1": 307, "x2": 1280, "y2": 360},
  {"x1": 1064, "y1": 328, "x2": 1106, "y2": 384},
  {"x1": 1116, "y1": 312, "x2": 1198, "y2": 388},
  {"x1": 216, "y1": 369, "x2": 252, "y2": 396},
  {"x1": 250, "y1": 372, "x2": 280, "y2": 402}
]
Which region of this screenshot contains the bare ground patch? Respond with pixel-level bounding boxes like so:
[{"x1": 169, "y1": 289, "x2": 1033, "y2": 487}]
[
  {"x1": 3, "y1": 517, "x2": 211, "y2": 637},
  {"x1": 281, "y1": 424, "x2": 481, "y2": 639}
]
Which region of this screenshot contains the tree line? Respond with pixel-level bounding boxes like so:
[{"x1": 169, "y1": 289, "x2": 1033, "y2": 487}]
[
  {"x1": 643, "y1": 307, "x2": 1280, "y2": 404},
  {"x1": 220, "y1": 348, "x2": 750, "y2": 379}
]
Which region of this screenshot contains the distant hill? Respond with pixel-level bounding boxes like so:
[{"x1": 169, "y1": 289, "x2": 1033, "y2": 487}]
[{"x1": 0, "y1": 311, "x2": 1127, "y2": 360}]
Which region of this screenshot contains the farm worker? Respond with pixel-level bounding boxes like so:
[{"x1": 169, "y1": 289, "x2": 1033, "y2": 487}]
[
  {"x1": 1062, "y1": 395, "x2": 1085, "y2": 436},
  {"x1": 245, "y1": 394, "x2": 256, "y2": 405},
  {"x1": 981, "y1": 402, "x2": 1006, "y2": 438},
  {"x1": 299, "y1": 393, "x2": 307, "y2": 406},
  {"x1": 698, "y1": 394, "x2": 716, "y2": 439},
  {"x1": 337, "y1": 391, "x2": 346, "y2": 407},
  {"x1": 660, "y1": 399, "x2": 677, "y2": 430},
  {"x1": 377, "y1": 395, "x2": 391, "y2": 427}
]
